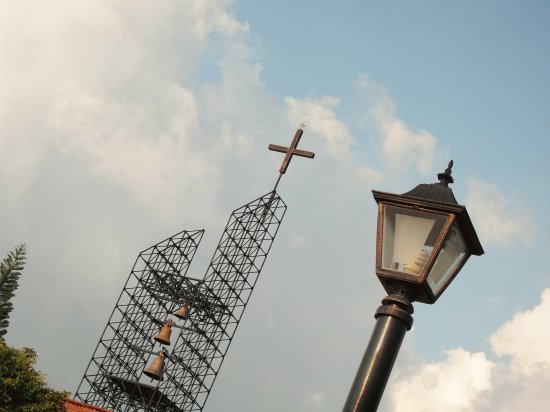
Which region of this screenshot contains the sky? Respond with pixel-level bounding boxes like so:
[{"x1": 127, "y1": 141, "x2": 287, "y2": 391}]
[{"x1": 1, "y1": 1, "x2": 549, "y2": 411}]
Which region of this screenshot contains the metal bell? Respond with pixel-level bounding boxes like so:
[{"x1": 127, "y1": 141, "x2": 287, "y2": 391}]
[
  {"x1": 143, "y1": 348, "x2": 167, "y2": 381},
  {"x1": 153, "y1": 319, "x2": 173, "y2": 345},
  {"x1": 173, "y1": 304, "x2": 190, "y2": 320}
]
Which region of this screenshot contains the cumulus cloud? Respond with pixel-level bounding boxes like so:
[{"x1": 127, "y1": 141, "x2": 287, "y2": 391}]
[
  {"x1": 285, "y1": 96, "x2": 354, "y2": 162},
  {"x1": 465, "y1": 177, "x2": 535, "y2": 248},
  {"x1": 388, "y1": 289, "x2": 550, "y2": 412},
  {"x1": 390, "y1": 348, "x2": 494, "y2": 412},
  {"x1": 0, "y1": 0, "x2": 248, "y2": 218},
  {"x1": 490, "y1": 288, "x2": 550, "y2": 375},
  {"x1": 354, "y1": 75, "x2": 444, "y2": 178},
  {"x1": 284, "y1": 95, "x2": 383, "y2": 185}
]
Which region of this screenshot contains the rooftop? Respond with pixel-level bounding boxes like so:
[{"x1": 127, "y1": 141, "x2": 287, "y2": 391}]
[{"x1": 64, "y1": 399, "x2": 111, "y2": 412}]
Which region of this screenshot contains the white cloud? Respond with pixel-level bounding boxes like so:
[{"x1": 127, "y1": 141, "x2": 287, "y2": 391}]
[
  {"x1": 481, "y1": 288, "x2": 550, "y2": 412},
  {"x1": 354, "y1": 75, "x2": 443, "y2": 178},
  {"x1": 390, "y1": 348, "x2": 494, "y2": 412},
  {"x1": 465, "y1": 177, "x2": 535, "y2": 248},
  {"x1": 0, "y1": 0, "x2": 247, "y2": 217},
  {"x1": 284, "y1": 95, "x2": 383, "y2": 186},
  {"x1": 48, "y1": 82, "x2": 218, "y2": 219},
  {"x1": 490, "y1": 288, "x2": 550, "y2": 375},
  {"x1": 285, "y1": 96, "x2": 354, "y2": 162},
  {"x1": 388, "y1": 289, "x2": 550, "y2": 412}
]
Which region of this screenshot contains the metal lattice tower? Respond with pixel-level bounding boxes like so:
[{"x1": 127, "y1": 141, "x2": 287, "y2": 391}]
[{"x1": 75, "y1": 128, "x2": 313, "y2": 411}]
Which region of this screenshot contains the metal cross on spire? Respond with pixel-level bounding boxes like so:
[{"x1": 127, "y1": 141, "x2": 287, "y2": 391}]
[{"x1": 268, "y1": 127, "x2": 315, "y2": 175}]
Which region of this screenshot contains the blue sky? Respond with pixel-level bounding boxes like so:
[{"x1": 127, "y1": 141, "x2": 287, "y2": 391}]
[{"x1": 1, "y1": 1, "x2": 549, "y2": 411}]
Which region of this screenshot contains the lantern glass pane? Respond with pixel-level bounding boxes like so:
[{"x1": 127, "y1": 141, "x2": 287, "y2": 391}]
[
  {"x1": 427, "y1": 223, "x2": 469, "y2": 295},
  {"x1": 381, "y1": 205, "x2": 447, "y2": 277}
]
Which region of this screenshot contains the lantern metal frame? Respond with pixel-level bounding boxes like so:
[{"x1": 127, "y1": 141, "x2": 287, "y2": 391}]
[{"x1": 372, "y1": 189, "x2": 483, "y2": 304}]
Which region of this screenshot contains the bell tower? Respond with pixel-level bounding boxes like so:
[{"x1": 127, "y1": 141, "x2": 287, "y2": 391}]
[{"x1": 74, "y1": 128, "x2": 314, "y2": 411}]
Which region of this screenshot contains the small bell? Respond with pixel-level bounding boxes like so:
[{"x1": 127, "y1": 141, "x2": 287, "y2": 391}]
[
  {"x1": 143, "y1": 348, "x2": 167, "y2": 381},
  {"x1": 153, "y1": 319, "x2": 173, "y2": 345},
  {"x1": 173, "y1": 304, "x2": 190, "y2": 320}
]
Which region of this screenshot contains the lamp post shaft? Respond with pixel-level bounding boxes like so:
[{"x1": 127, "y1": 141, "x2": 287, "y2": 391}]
[{"x1": 343, "y1": 294, "x2": 414, "y2": 412}]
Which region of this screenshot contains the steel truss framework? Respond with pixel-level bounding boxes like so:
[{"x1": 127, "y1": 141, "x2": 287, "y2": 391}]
[{"x1": 75, "y1": 191, "x2": 287, "y2": 411}]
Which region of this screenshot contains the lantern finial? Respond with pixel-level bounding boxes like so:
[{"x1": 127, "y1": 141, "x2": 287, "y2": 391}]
[{"x1": 437, "y1": 160, "x2": 454, "y2": 187}]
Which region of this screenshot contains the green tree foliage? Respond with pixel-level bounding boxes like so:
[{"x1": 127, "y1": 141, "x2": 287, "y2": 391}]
[
  {"x1": 0, "y1": 244, "x2": 26, "y2": 339},
  {"x1": 0, "y1": 340, "x2": 69, "y2": 411}
]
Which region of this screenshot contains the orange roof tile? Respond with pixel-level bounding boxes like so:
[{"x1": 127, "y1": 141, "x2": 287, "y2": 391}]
[{"x1": 64, "y1": 399, "x2": 112, "y2": 412}]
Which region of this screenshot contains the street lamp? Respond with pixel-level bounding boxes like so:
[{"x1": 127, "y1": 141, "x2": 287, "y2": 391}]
[{"x1": 343, "y1": 161, "x2": 484, "y2": 412}]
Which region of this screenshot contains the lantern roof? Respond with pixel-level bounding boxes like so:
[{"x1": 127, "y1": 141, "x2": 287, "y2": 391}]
[{"x1": 402, "y1": 161, "x2": 458, "y2": 205}]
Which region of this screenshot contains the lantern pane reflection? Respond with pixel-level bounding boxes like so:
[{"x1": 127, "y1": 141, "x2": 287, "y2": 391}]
[
  {"x1": 381, "y1": 205, "x2": 447, "y2": 276},
  {"x1": 427, "y1": 223, "x2": 469, "y2": 294}
]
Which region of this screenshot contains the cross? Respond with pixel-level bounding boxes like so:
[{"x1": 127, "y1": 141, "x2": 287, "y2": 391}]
[{"x1": 268, "y1": 128, "x2": 315, "y2": 174}]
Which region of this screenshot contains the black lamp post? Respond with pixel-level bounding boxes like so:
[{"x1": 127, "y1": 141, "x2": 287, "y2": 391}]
[{"x1": 343, "y1": 161, "x2": 484, "y2": 412}]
